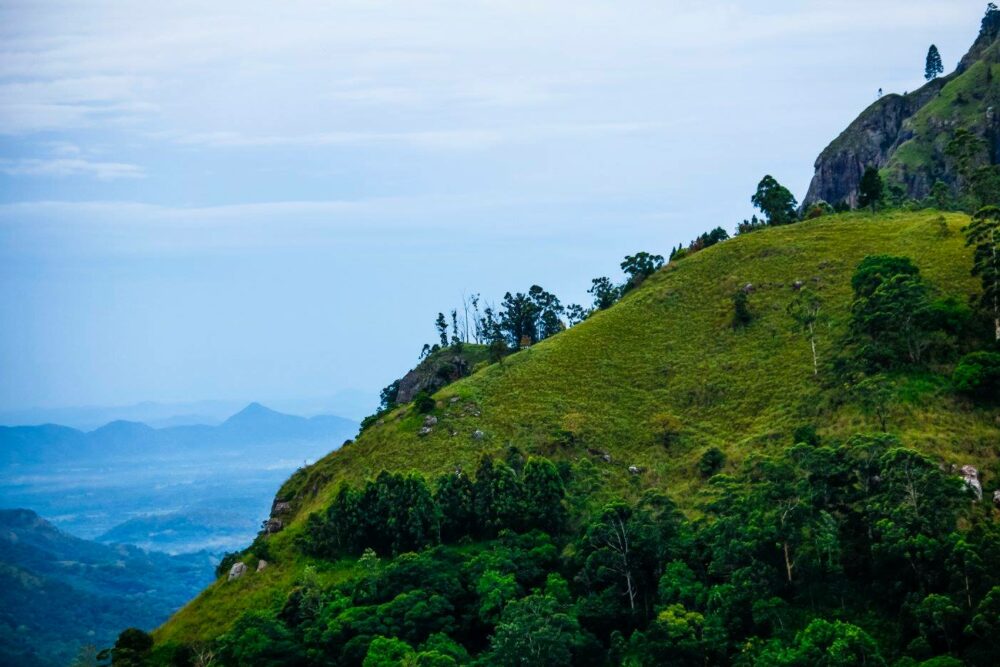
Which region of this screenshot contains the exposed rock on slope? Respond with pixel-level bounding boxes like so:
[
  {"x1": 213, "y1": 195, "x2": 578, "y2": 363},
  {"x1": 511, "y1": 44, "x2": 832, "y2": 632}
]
[{"x1": 803, "y1": 13, "x2": 1000, "y2": 207}]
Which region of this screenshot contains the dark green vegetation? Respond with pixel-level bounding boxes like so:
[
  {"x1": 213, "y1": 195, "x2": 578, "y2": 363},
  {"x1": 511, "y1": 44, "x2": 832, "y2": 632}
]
[
  {"x1": 0, "y1": 509, "x2": 213, "y2": 667},
  {"x1": 145, "y1": 209, "x2": 1000, "y2": 666}
]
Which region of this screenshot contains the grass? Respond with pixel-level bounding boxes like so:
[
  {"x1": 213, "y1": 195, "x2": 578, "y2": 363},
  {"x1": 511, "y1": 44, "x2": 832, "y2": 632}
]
[{"x1": 156, "y1": 209, "x2": 999, "y2": 644}]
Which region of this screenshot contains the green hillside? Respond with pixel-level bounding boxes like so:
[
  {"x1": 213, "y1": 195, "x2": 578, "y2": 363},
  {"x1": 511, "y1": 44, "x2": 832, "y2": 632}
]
[{"x1": 152, "y1": 210, "x2": 999, "y2": 665}]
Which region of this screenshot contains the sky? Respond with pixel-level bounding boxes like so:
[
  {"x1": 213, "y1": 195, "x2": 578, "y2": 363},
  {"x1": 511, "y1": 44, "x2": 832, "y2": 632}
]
[{"x1": 0, "y1": 0, "x2": 990, "y2": 419}]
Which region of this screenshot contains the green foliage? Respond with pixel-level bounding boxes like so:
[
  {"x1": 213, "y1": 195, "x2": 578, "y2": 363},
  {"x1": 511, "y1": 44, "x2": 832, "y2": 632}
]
[
  {"x1": 697, "y1": 447, "x2": 725, "y2": 477},
  {"x1": 733, "y1": 289, "x2": 753, "y2": 328},
  {"x1": 752, "y1": 175, "x2": 799, "y2": 225},
  {"x1": 588, "y1": 276, "x2": 621, "y2": 310},
  {"x1": 110, "y1": 628, "x2": 154, "y2": 667},
  {"x1": 158, "y1": 211, "x2": 1000, "y2": 661},
  {"x1": 952, "y1": 351, "x2": 1000, "y2": 398},
  {"x1": 925, "y1": 45, "x2": 944, "y2": 81},
  {"x1": 859, "y1": 166, "x2": 884, "y2": 212},
  {"x1": 414, "y1": 392, "x2": 436, "y2": 414},
  {"x1": 620, "y1": 252, "x2": 665, "y2": 292},
  {"x1": 753, "y1": 619, "x2": 885, "y2": 666},
  {"x1": 965, "y1": 206, "x2": 1000, "y2": 341},
  {"x1": 485, "y1": 592, "x2": 586, "y2": 666}
]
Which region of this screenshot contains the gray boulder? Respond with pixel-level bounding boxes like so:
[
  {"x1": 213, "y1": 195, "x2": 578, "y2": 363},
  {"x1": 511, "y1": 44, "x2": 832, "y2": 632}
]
[
  {"x1": 228, "y1": 562, "x2": 247, "y2": 581},
  {"x1": 257, "y1": 560, "x2": 268, "y2": 572},
  {"x1": 961, "y1": 465, "x2": 983, "y2": 501}
]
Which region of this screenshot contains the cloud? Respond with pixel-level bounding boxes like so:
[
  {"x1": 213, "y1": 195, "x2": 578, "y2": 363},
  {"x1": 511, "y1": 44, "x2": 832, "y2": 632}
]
[{"x1": 0, "y1": 157, "x2": 145, "y2": 180}]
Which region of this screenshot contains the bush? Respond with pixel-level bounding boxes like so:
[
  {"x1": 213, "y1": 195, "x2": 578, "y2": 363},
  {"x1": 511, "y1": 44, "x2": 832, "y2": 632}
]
[
  {"x1": 650, "y1": 412, "x2": 683, "y2": 446},
  {"x1": 698, "y1": 447, "x2": 725, "y2": 477},
  {"x1": 414, "y1": 392, "x2": 436, "y2": 414},
  {"x1": 953, "y1": 351, "x2": 1000, "y2": 400},
  {"x1": 792, "y1": 424, "x2": 820, "y2": 446},
  {"x1": 732, "y1": 290, "x2": 752, "y2": 328}
]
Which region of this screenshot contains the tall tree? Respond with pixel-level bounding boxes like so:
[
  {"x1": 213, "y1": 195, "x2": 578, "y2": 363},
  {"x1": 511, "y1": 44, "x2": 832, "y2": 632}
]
[
  {"x1": 620, "y1": 252, "x2": 664, "y2": 291},
  {"x1": 858, "y1": 166, "x2": 884, "y2": 212},
  {"x1": 924, "y1": 44, "x2": 943, "y2": 81},
  {"x1": 965, "y1": 206, "x2": 1000, "y2": 340},
  {"x1": 435, "y1": 312, "x2": 448, "y2": 347},
  {"x1": 751, "y1": 175, "x2": 798, "y2": 226},
  {"x1": 588, "y1": 277, "x2": 621, "y2": 310}
]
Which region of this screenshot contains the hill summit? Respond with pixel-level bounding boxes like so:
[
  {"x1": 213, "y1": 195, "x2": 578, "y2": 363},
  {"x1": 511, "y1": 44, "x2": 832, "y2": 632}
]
[{"x1": 804, "y1": 5, "x2": 1000, "y2": 208}]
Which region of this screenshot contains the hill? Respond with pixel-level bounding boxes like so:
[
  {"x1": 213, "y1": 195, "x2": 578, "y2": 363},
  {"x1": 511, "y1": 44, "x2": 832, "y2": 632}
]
[
  {"x1": 0, "y1": 509, "x2": 214, "y2": 667},
  {"x1": 804, "y1": 5, "x2": 1000, "y2": 208},
  {"x1": 154, "y1": 210, "x2": 1000, "y2": 665}
]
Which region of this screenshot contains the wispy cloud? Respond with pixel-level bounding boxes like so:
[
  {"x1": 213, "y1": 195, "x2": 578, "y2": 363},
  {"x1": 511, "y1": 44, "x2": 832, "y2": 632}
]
[{"x1": 0, "y1": 157, "x2": 145, "y2": 180}]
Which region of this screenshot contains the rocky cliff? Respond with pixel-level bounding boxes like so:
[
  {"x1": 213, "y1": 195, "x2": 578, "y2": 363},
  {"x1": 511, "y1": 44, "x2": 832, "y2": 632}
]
[{"x1": 803, "y1": 8, "x2": 1000, "y2": 208}]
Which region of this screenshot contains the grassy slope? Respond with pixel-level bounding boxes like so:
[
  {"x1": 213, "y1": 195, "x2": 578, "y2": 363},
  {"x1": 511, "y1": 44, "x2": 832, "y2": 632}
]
[
  {"x1": 157, "y1": 210, "x2": 999, "y2": 644},
  {"x1": 888, "y1": 43, "x2": 1000, "y2": 177}
]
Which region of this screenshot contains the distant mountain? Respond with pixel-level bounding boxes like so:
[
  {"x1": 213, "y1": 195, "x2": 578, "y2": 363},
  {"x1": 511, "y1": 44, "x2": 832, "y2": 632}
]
[
  {"x1": 0, "y1": 508, "x2": 214, "y2": 667},
  {"x1": 0, "y1": 403, "x2": 358, "y2": 465}
]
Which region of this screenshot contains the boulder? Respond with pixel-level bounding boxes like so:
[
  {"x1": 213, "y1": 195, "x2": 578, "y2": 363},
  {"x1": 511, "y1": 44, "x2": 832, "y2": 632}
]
[
  {"x1": 419, "y1": 426, "x2": 432, "y2": 437},
  {"x1": 424, "y1": 415, "x2": 438, "y2": 427},
  {"x1": 228, "y1": 562, "x2": 247, "y2": 581},
  {"x1": 961, "y1": 465, "x2": 983, "y2": 501},
  {"x1": 994, "y1": 489, "x2": 1000, "y2": 509},
  {"x1": 742, "y1": 283, "x2": 755, "y2": 294},
  {"x1": 265, "y1": 518, "x2": 283, "y2": 534},
  {"x1": 256, "y1": 560, "x2": 268, "y2": 572},
  {"x1": 628, "y1": 465, "x2": 643, "y2": 475},
  {"x1": 792, "y1": 280, "x2": 804, "y2": 291},
  {"x1": 472, "y1": 430, "x2": 484, "y2": 440},
  {"x1": 271, "y1": 500, "x2": 291, "y2": 515}
]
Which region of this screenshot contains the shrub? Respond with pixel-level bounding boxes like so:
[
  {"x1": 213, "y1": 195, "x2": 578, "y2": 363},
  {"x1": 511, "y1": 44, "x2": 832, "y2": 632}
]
[
  {"x1": 792, "y1": 424, "x2": 820, "y2": 446},
  {"x1": 732, "y1": 290, "x2": 752, "y2": 328},
  {"x1": 414, "y1": 392, "x2": 436, "y2": 414},
  {"x1": 952, "y1": 351, "x2": 1000, "y2": 399},
  {"x1": 650, "y1": 412, "x2": 683, "y2": 446},
  {"x1": 698, "y1": 447, "x2": 725, "y2": 477}
]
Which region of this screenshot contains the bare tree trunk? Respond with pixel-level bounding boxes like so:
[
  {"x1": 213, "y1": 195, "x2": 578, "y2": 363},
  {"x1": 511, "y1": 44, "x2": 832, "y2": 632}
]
[
  {"x1": 808, "y1": 324, "x2": 818, "y2": 376},
  {"x1": 784, "y1": 541, "x2": 794, "y2": 583}
]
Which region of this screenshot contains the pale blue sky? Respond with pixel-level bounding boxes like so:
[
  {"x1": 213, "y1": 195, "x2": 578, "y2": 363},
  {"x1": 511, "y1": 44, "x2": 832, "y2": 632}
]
[{"x1": 0, "y1": 1, "x2": 989, "y2": 416}]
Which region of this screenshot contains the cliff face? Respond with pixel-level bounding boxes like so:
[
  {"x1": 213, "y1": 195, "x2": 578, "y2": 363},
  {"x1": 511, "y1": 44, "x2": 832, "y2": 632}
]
[
  {"x1": 802, "y1": 84, "x2": 944, "y2": 208},
  {"x1": 803, "y1": 16, "x2": 1000, "y2": 208}
]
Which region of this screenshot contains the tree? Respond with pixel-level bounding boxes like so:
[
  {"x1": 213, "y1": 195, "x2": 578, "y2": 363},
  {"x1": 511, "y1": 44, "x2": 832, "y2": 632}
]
[
  {"x1": 752, "y1": 175, "x2": 799, "y2": 225},
  {"x1": 698, "y1": 447, "x2": 725, "y2": 478},
  {"x1": 565, "y1": 303, "x2": 588, "y2": 325},
  {"x1": 620, "y1": 252, "x2": 665, "y2": 291},
  {"x1": 435, "y1": 313, "x2": 448, "y2": 347},
  {"x1": 965, "y1": 206, "x2": 1000, "y2": 340},
  {"x1": 952, "y1": 351, "x2": 1000, "y2": 398},
  {"x1": 109, "y1": 628, "x2": 154, "y2": 667},
  {"x1": 925, "y1": 44, "x2": 943, "y2": 81},
  {"x1": 787, "y1": 288, "x2": 825, "y2": 376},
  {"x1": 485, "y1": 593, "x2": 585, "y2": 666},
  {"x1": 859, "y1": 166, "x2": 884, "y2": 212},
  {"x1": 522, "y1": 457, "x2": 567, "y2": 534},
  {"x1": 588, "y1": 276, "x2": 620, "y2": 310},
  {"x1": 849, "y1": 256, "x2": 935, "y2": 367},
  {"x1": 753, "y1": 619, "x2": 886, "y2": 666},
  {"x1": 853, "y1": 375, "x2": 895, "y2": 431}
]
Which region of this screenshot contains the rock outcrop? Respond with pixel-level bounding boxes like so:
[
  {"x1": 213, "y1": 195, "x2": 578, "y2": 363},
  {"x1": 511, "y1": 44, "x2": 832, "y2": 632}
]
[
  {"x1": 802, "y1": 15, "x2": 1000, "y2": 208},
  {"x1": 961, "y1": 465, "x2": 983, "y2": 500},
  {"x1": 228, "y1": 562, "x2": 247, "y2": 581}
]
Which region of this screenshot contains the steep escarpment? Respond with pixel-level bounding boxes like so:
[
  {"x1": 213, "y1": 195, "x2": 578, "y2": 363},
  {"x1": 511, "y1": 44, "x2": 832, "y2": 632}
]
[{"x1": 804, "y1": 8, "x2": 1000, "y2": 207}]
